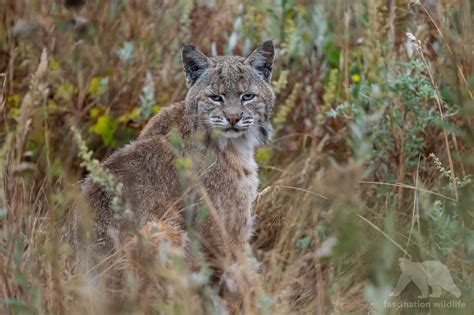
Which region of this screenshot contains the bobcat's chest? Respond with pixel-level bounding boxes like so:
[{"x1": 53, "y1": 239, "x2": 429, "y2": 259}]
[
  {"x1": 202, "y1": 141, "x2": 259, "y2": 241},
  {"x1": 220, "y1": 141, "x2": 259, "y2": 207}
]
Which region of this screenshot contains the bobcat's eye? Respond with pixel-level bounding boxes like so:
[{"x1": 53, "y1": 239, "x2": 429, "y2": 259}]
[
  {"x1": 209, "y1": 95, "x2": 224, "y2": 102},
  {"x1": 241, "y1": 93, "x2": 256, "y2": 102}
]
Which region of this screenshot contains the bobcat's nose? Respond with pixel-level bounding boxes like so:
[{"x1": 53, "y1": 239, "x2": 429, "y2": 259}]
[{"x1": 225, "y1": 112, "x2": 243, "y2": 126}]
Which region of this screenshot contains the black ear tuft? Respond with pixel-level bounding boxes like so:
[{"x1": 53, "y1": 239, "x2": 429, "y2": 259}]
[
  {"x1": 246, "y1": 40, "x2": 275, "y2": 82},
  {"x1": 181, "y1": 44, "x2": 210, "y2": 86}
]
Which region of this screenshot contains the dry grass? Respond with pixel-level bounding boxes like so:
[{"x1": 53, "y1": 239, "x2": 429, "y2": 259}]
[{"x1": 1, "y1": 0, "x2": 473, "y2": 314}]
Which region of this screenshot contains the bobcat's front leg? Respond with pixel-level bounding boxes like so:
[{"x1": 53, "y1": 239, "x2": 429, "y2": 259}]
[{"x1": 218, "y1": 243, "x2": 261, "y2": 310}]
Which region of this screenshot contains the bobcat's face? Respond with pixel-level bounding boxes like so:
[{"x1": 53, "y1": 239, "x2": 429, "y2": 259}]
[
  {"x1": 194, "y1": 56, "x2": 271, "y2": 140},
  {"x1": 182, "y1": 42, "x2": 275, "y2": 144}
]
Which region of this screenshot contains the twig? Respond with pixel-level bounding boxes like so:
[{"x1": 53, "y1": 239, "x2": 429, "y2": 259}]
[
  {"x1": 357, "y1": 214, "x2": 411, "y2": 258},
  {"x1": 358, "y1": 180, "x2": 456, "y2": 202}
]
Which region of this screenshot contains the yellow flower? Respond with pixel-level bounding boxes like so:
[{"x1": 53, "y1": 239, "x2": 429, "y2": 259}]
[
  {"x1": 256, "y1": 148, "x2": 271, "y2": 164},
  {"x1": 351, "y1": 74, "x2": 361, "y2": 83}
]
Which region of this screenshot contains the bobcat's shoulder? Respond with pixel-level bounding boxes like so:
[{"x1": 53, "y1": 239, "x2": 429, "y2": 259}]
[{"x1": 138, "y1": 101, "x2": 189, "y2": 140}]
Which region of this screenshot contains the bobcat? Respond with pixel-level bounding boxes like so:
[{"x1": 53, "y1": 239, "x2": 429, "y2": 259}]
[{"x1": 81, "y1": 41, "x2": 275, "y2": 295}]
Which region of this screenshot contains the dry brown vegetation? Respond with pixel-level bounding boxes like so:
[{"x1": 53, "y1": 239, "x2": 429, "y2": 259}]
[{"x1": 1, "y1": 0, "x2": 473, "y2": 314}]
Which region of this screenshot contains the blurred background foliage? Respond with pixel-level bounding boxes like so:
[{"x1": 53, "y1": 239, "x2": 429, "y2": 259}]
[{"x1": 1, "y1": 0, "x2": 473, "y2": 314}]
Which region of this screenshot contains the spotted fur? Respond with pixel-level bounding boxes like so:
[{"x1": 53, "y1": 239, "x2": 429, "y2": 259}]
[{"x1": 81, "y1": 41, "x2": 275, "y2": 295}]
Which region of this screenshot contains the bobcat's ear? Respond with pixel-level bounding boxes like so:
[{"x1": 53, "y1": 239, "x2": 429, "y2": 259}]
[
  {"x1": 246, "y1": 40, "x2": 275, "y2": 82},
  {"x1": 181, "y1": 44, "x2": 210, "y2": 86}
]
